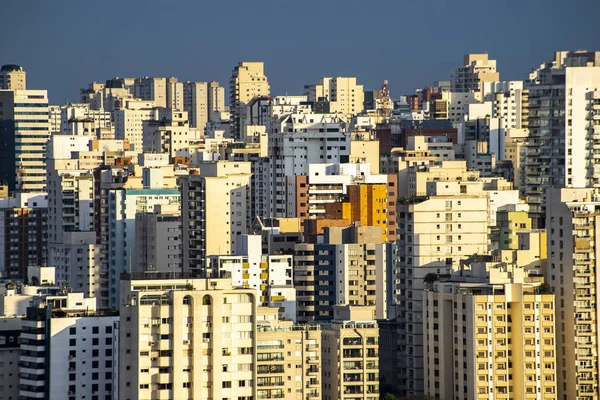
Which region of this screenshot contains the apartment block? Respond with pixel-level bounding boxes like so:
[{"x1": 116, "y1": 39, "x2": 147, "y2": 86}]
[
  {"x1": 118, "y1": 275, "x2": 257, "y2": 400},
  {"x1": 256, "y1": 307, "x2": 321, "y2": 399},
  {"x1": 424, "y1": 266, "x2": 556, "y2": 400},
  {"x1": 134, "y1": 204, "x2": 182, "y2": 274},
  {"x1": 0, "y1": 193, "x2": 47, "y2": 280},
  {"x1": 0, "y1": 317, "x2": 21, "y2": 400},
  {"x1": 524, "y1": 51, "x2": 600, "y2": 227},
  {"x1": 230, "y1": 62, "x2": 270, "y2": 138},
  {"x1": 305, "y1": 77, "x2": 365, "y2": 116},
  {"x1": 19, "y1": 293, "x2": 118, "y2": 400},
  {"x1": 294, "y1": 224, "x2": 393, "y2": 322},
  {"x1": 143, "y1": 109, "x2": 202, "y2": 161},
  {"x1": 113, "y1": 99, "x2": 158, "y2": 151},
  {"x1": 0, "y1": 90, "x2": 49, "y2": 192},
  {"x1": 134, "y1": 77, "x2": 167, "y2": 108},
  {"x1": 451, "y1": 54, "x2": 500, "y2": 94},
  {"x1": 321, "y1": 305, "x2": 380, "y2": 400},
  {"x1": 0, "y1": 64, "x2": 26, "y2": 90},
  {"x1": 395, "y1": 180, "x2": 490, "y2": 395},
  {"x1": 181, "y1": 161, "x2": 252, "y2": 271},
  {"x1": 207, "y1": 234, "x2": 295, "y2": 320},
  {"x1": 268, "y1": 113, "x2": 350, "y2": 217},
  {"x1": 546, "y1": 188, "x2": 600, "y2": 400}
]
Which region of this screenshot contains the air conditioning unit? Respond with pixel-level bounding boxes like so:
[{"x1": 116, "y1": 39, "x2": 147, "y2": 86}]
[
  {"x1": 149, "y1": 341, "x2": 156, "y2": 346},
  {"x1": 186, "y1": 323, "x2": 193, "y2": 327},
  {"x1": 203, "y1": 338, "x2": 210, "y2": 343},
  {"x1": 151, "y1": 357, "x2": 157, "y2": 361},
  {"x1": 183, "y1": 340, "x2": 190, "y2": 345},
  {"x1": 206, "y1": 322, "x2": 212, "y2": 327}
]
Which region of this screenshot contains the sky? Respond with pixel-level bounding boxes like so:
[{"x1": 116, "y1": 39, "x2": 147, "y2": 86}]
[{"x1": 1, "y1": 0, "x2": 599, "y2": 104}]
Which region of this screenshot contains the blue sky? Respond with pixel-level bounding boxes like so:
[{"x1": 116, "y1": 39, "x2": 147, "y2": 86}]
[{"x1": 1, "y1": 0, "x2": 598, "y2": 104}]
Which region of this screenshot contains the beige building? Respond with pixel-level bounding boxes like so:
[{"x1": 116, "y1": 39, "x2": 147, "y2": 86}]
[
  {"x1": 181, "y1": 161, "x2": 252, "y2": 271},
  {"x1": 0, "y1": 64, "x2": 26, "y2": 90},
  {"x1": 321, "y1": 305, "x2": 380, "y2": 400},
  {"x1": 134, "y1": 77, "x2": 167, "y2": 107},
  {"x1": 424, "y1": 266, "x2": 556, "y2": 400},
  {"x1": 306, "y1": 77, "x2": 364, "y2": 116},
  {"x1": 451, "y1": 53, "x2": 500, "y2": 94},
  {"x1": 256, "y1": 307, "x2": 321, "y2": 399},
  {"x1": 119, "y1": 276, "x2": 257, "y2": 400},
  {"x1": 166, "y1": 77, "x2": 183, "y2": 111},
  {"x1": 114, "y1": 99, "x2": 158, "y2": 151},
  {"x1": 230, "y1": 62, "x2": 270, "y2": 137},
  {"x1": 546, "y1": 188, "x2": 600, "y2": 400}
]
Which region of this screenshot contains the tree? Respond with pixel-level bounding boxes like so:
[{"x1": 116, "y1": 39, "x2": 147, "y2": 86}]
[{"x1": 423, "y1": 273, "x2": 439, "y2": 289}]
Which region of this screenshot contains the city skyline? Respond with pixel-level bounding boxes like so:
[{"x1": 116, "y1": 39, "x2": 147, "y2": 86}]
[{"x1": 1, "y1": 0, "x2": 598, "y2": 103}]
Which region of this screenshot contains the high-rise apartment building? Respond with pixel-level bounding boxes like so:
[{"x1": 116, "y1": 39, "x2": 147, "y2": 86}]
[
  {"x1": 113, "y1": 99, "x2": 158, "y2": 151},
  {"x1": 451, "y1": 54, "x2": 500, "y2": 94},
  {"x1": 256, "y1": 309, "x2": 322, "y2": 400},
  {"x1": 321, "y1": 305, "x2": 380, "y2": 400},
  {"x1": 118, "y1": 275, "x2": 257, "y2": 400},
  {"x1": 305, "y1": 77, "x2": 365, "y2": 116},
  {"x1": 207, "y1": 234, "x2": 295, "y2": 320},
  {"x1": 134, "y1": 77, "x2": 167, "y2": 108},
  {"x1": 268, "y1": 113, "x2": 351, "y2": 217},
  {"x1": 0, "y1": 65, "x2": 26, "y2": 90},
  {"x1": 546, "y1": 187, "x2": 600, "y2": 400},
  {"x1": 208, "y1": 81, "x2": 225, "y2": 122},
  {"x1": 166, "y1": 77, "x2": 183, "y2": 111},
  {"x1": 423, "y1": 266, "x2": 556, "y2": 400},
  {"x1": 395, "y1": 179, "x2": 490, "y2": 395},
  {"x1": 230, "y1": 62, "x2": 270, "y2": 138},
  {"x1": 143, "y1": 109, "x2": 202, "y2": 161},
  {"x1": 0, "y1": 317, "x2": 21, "y2": 400},
  {"x1": 134, "y1": 204, "x2": 182, "y2": 274},
  {"x1": 524, "y1": 51, "x2": 600, "y2": 227},
  {"x1": 294, "y1": 224, "x2": 394, "y2": 322},
  {"x1": 181, "y1": 161, "x2": 252, "y2": 271},
  {"x1": 19, "y1": 293, "x2": 118, "y2": 400},
  {"x1": 0, "y1": 90, "x2": 49, "y2": 192},
  {"x1": 0, "y1": 193, "x2": 47, "y2": 280},
  {"x1": 183, "y1": 81, "x2": 209, "y2": 131}
]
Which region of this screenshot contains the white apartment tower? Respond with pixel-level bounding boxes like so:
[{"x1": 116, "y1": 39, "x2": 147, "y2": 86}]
[
  {"x1": 19, "y1": 293, "x2": 118, "y2": 400},
  {"x1": 230, "y1": 62, "x2": 270, "y2": 138},
  {"x1": 305, "y1": 77, "x2": 365, "y2": 116},
  {"x1": 0, "y1": 90, "x2": 49, "y2": 192},
  {"x1": 268, "y1": 113, "x2": 350, "y2": 217},
  {"x1": 395, "y1": 179, "x2": 490, "y2": 395},
  {"x1": 524, "y1": 51, "x2": 600, "y2": 227},
  {"x1": 546, "y1": 187, "x2": 600, "y2": 400}
]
